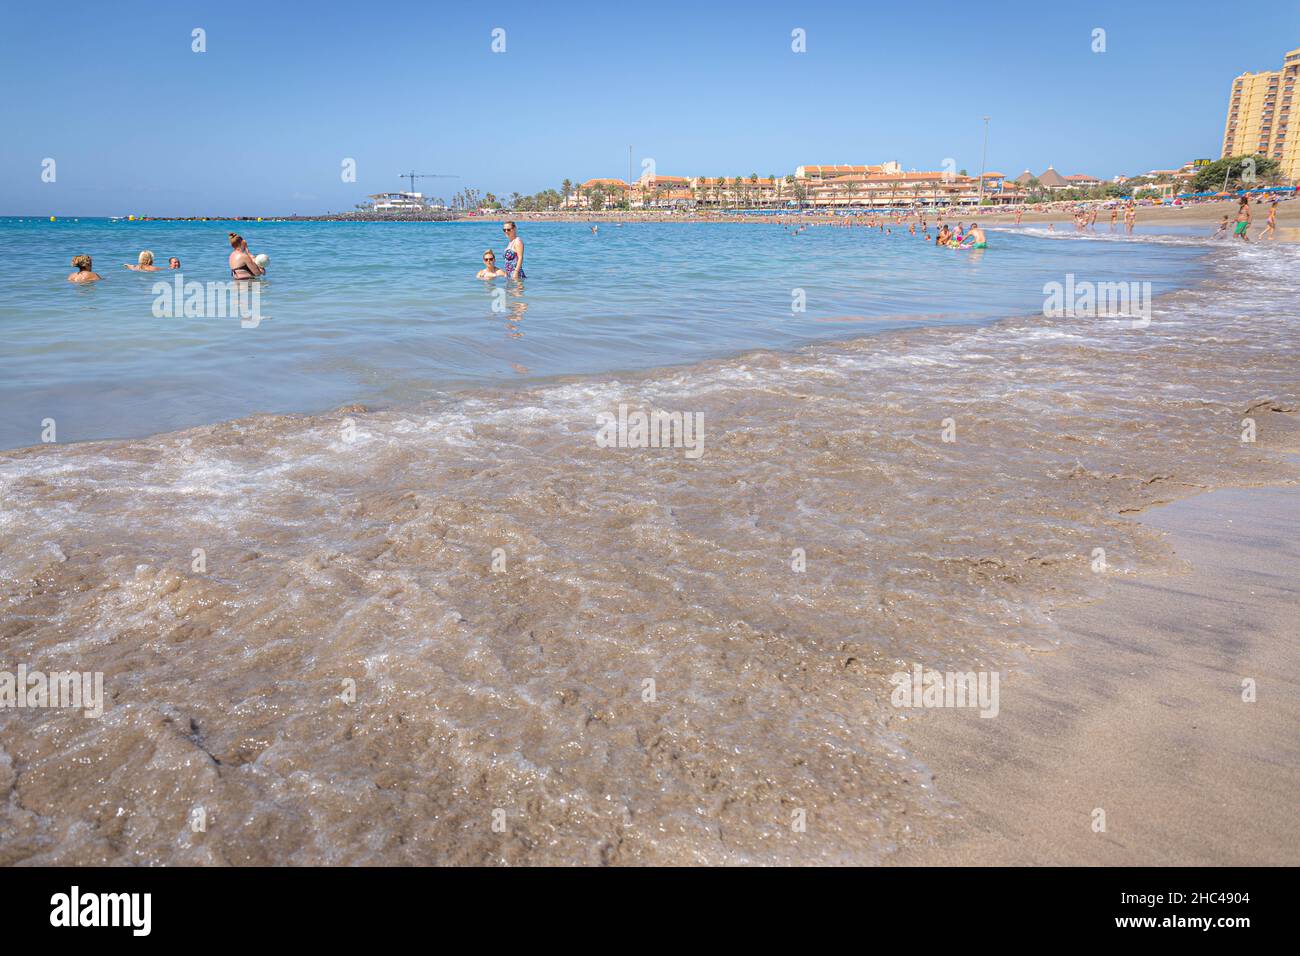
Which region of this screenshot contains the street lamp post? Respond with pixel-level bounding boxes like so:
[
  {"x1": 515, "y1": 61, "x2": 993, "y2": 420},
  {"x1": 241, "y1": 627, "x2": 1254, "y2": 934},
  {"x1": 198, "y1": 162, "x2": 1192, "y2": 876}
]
[{"x1": 978, "y1": 115, "x2": 990, "y2": 206}]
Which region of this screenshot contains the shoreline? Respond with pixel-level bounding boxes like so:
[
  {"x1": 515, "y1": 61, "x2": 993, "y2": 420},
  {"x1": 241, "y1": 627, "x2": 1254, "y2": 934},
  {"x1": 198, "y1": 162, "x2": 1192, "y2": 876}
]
[
  {"x1": 0, "y1": 227, "x2": 1237, "y2": 456},
  {"x1": 889, "y1": 477, "x2": 1300, "y2": 865},
  {"x1": 28, "y1": 197, "x2": 1297, "y2": 230}
]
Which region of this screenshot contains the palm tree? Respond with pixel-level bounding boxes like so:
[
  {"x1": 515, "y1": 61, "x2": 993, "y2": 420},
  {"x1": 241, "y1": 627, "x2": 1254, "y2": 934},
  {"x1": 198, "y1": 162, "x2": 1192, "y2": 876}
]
[{"x1": 562, "y1": 179, "x2": 573, "y2": 209}]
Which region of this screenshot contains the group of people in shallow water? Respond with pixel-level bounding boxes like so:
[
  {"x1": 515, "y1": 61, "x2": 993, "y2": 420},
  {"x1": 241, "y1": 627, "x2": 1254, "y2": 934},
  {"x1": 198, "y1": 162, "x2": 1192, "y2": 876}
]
[
  {"x1": 933, "y1": 222, "x2": 987, "y2": 248},
  {"x1": 780, "y1": 212, "x2": 988, "y2": 249},
  {"x1": 1211, "y1": 197, "x2": 1277, "y2": 241},
  {"x1": 67, "y1": 232, "x2": 266, "y2": 283},
  {"x1": 65, "y1": 194, "x2": 1284, "y2": 287},
  {"x1": 68, "y1": 251, "x2": 181, "y2": 283},
  {"x1": 476, "y1": 220, "x2": 526, "y2": 280}
]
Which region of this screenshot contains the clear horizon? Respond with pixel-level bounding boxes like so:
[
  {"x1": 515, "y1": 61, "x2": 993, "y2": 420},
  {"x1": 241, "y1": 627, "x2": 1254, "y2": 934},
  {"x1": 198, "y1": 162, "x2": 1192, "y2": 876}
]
[{"x1": 3, "y1": 1, "x2": 1297, "y2": 216}]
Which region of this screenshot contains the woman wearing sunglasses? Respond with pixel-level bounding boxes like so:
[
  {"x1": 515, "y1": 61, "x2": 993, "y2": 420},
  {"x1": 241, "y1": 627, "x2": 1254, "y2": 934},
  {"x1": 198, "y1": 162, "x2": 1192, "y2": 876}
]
[
  {"x1": 501, "y1": 221, "x2": 525, "y2": 280},
  {"x1": 477, "y1": 249, "x2": 506, "y2": 279}
]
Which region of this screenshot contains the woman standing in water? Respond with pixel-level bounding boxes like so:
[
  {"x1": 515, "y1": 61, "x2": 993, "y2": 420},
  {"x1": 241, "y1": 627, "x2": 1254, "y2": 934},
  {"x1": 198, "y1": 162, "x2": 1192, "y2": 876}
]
[
  {"x1": 501, "y1": 221, "x2": 525, "y2": 280},
  {"x1": 1233, "y1": 197, "x2": 1251, "y2": 242},
  {"x1": 228, "y1": 233, "x2": 265, "y2": 280}
]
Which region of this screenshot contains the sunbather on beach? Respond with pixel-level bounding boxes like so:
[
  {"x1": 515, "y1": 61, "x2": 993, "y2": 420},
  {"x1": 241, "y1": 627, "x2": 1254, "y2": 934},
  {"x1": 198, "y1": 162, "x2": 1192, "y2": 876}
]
[{"x1": 67, "y1": 254, "x2": 102, "y2": 283}]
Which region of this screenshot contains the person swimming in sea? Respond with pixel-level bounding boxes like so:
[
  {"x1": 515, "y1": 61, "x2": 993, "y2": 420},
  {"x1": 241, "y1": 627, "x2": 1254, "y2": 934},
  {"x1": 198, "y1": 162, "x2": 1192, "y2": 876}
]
[
  {"x1": 68, "y1": 254, "x2": 102, "y2": 283},
  {"x1": 124, "y1": 250, "x2": 162, "y2": 272},
  {"x1": 477, "y1": 249, "x2": 507, "y2": 279},
  {"x1": 228, "y1": 233, "x2": 264, "y2": 280},
  {"x1": 501, "y1": 221, "x2": 525, "y2": 279},
  {"x1": 169, "y1": 257, "x2": 181, "y2": 270},
  {"x1": 963, "y1": 223, "x2": 987, "y2": 248}
]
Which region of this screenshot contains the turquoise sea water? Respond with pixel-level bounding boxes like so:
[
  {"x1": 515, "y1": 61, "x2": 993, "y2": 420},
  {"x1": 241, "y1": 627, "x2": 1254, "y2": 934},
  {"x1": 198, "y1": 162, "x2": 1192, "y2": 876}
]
[{"x1": 0, "y1": 217, "x2": 1206, "y2": 449}]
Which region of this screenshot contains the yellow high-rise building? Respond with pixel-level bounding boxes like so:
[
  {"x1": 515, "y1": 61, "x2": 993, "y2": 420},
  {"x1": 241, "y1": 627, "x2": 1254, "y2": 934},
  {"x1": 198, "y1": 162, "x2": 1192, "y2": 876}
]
[{"x1": 1221, "y1": 47, "x2": 1300, "y2": 182}]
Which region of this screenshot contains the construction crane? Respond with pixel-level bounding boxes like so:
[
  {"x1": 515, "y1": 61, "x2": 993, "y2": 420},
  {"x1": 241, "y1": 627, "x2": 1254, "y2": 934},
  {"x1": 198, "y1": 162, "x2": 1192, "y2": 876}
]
[{"x1": 399, "y1": 171, "x2": 459, "y2": 195}]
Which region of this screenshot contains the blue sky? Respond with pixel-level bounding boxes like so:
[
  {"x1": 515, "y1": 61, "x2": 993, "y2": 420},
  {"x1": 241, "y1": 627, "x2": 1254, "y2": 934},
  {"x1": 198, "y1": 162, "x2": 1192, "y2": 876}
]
[{"x1": 2, "y1": 1, "x2": 1296, "y2": 215}]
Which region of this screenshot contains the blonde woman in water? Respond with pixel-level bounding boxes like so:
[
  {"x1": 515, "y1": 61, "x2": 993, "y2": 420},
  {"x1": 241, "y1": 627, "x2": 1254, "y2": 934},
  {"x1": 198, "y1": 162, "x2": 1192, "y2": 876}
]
[
  {"x1": 124, "y1": 250, "x2": 162, "y2": 272},
  {"x1": 477, "y1": 249, "x2": 506, "y2": 279}
]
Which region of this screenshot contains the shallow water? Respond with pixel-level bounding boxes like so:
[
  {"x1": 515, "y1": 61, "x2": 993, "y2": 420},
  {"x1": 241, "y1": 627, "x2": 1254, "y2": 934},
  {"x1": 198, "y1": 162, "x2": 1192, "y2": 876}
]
[
  {"x1": 0, "y1": 229, "x2": 1296, "y2": 865},
  {"x1": 0, "y1": 218, "x2": 1205, "y2": 449}
]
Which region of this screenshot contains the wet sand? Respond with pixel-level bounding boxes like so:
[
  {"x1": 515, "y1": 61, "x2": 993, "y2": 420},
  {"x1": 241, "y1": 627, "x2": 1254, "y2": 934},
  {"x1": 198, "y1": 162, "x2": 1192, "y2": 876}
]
[
  {"x1": 891, "y1": 483, "x2": 1300, "y2": 866},
  {"x1": 978, "y1": 198, "x2": 1300, "y2": 228},
  {"x1": 2, "y1": 233, "x2": 1298, "y2": 866}
]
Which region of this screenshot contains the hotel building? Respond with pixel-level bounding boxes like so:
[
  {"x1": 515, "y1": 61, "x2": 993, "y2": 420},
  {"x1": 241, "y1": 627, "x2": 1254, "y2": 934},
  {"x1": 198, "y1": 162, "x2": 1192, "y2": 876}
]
[
  {"x1": 793, "y1": 166, "x2": 1023, "y2": 207},
  {"x1": 568, "y1": 163, "x2": 1027, "y2": 210},
  {"x1": 1221, "y1": 47, "x2": 1300, "y2": 181}
]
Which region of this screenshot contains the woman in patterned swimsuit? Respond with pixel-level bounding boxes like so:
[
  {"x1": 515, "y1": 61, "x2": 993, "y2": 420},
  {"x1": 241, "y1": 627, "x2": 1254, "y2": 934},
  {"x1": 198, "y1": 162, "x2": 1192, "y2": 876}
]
[{"x1": 501, "y1": 221, "x2": 525, "y2": 280}]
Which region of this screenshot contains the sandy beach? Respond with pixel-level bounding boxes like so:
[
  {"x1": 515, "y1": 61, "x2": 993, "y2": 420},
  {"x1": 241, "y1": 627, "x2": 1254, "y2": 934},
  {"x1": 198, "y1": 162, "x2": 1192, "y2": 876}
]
[
  {"x1": 978, "y1": 197, "x2": 1300, "y2": 228},
  {"x1": 466, "y1": 197, "x2": 1300, "y2": 233},
  {"x1": 3, "y1": 222, "x2": 1297, "y2": 865},
  {"x1": 891, "y1": 481, "x2": 1300, "y2": 866}
]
